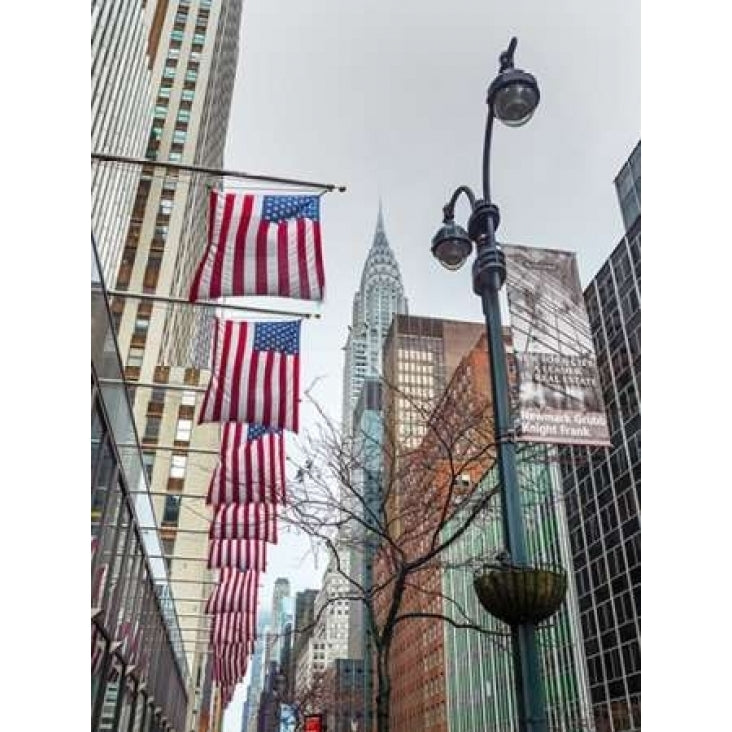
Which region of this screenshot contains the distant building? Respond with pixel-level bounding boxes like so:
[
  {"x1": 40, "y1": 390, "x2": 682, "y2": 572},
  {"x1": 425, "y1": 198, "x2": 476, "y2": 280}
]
[
  {"x1": 313, "y1": 551, "x2": 352, "y2": 668},
  {"x1": 325, "y1": 659, "x2": 366, "y2": 732},
  {"x1": 350, "y1": 379, "x2": 383, "y2": 731},
  {"x1": 341, "y1": 203, "x2": 408, "y2": 437},
  {"x1": 242, "y1": 610, "x2": 271, "y2": 732},
  {"x1": 560, "y1": 142, "x2": 641, "y2": 732},
  {"x1": 377, "y1": 315, "x2": 485, "y2": 732},
  {"x1": 339, "y1": 205, "x2": 409, "y2": 723},
  {"x1": 292, "y1": 590, "x2": 319, "y2": 701}
]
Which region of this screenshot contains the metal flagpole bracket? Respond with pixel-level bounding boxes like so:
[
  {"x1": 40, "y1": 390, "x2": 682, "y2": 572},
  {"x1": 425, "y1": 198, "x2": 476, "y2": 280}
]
[
  {"x1": 91, "y1": 152, "x2": 347, "y2": 193},
  {"x1": 106, "y1": 289, "x2": 322, "y2": 320}
]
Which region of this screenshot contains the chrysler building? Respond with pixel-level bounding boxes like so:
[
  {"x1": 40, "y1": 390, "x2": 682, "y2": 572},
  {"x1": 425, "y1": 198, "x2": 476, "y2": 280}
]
[{"x1": 341, "y1": 203, "x2": 408, "y2": 436}]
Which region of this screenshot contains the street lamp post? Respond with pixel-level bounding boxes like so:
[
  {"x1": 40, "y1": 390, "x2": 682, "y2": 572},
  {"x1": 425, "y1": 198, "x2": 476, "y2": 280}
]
[{"x1": 431, "y1": 37, "x2": 555, "y2": 732}]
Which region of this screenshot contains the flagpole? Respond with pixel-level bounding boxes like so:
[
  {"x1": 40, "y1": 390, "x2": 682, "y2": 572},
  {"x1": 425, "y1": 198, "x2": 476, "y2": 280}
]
[
  {"x1": 106, "y1": 289, "x2": 321, "y2": 319},
  {"x1": 91, "y1": 152, "x2": 347, "y2": 193},
  {"x1": 98, "y1": 379, "x2": 208, "y2": 392},
  {"x1": 117, "y1": 444, "x2": 220, "y2": 455}
]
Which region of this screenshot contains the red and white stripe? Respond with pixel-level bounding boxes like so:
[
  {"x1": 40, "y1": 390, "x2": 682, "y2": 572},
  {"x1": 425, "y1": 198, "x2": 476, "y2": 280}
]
[
  {"x1": 208, "y1": 539, "x2": 268, "y2": 572},
  {"x1": 212, "y1": 654, "x2": 249, "y2": 685},
  {"x1": 210, "y1": 612, "x2": 257, "y2": 644},
  {"x1": 209, "y1": 503, "x2": 278, "y2": 542},
  {"x1": 198, "y1": 319, "x2": 300, "y2": 432},
  {"x1": 206, "y1": 569, "x2": 259, "y2": 614},
  {"x1": 211, "y1": 640, "x2": 256, "y2": 658},
  {"x1": 189, "y1": 191, "x2": 324, "y2": 302},
  {"x1": 207, "y1": 424, "x2": 286, "y2": 506},
  {"x1": 92, "y1": 562, "x2": 108, "y2": 609}
]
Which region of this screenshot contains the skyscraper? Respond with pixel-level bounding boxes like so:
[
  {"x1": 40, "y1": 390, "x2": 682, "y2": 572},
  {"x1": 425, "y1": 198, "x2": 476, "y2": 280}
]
[
  {"x1": 91, "y1": 0, "x2": 158, "y2": 284},
  {"x1": 377, "y1": 315, "x2": 486, "y2": 732},
  {"x1": 560, "y1": 142, "x2": 641, "y2": 732},
  {"x1": 337, "y1": 203, "x2": 409, "y2": 694},
  {"x1": 98, "y1": 2, "x2": 245, "y2": 729},
  {"x1": 242, "y1": 609, "x2": 271, "y2": 732},
  {"x1": 341, "y1": 203, "x2": 408, "y2": 437},
  {"x1": 442, "y1": 444, "x2": 594, "y2": 732},
  {"x1": 613, "y1": 142, "x2": 641, "y2": 234}
]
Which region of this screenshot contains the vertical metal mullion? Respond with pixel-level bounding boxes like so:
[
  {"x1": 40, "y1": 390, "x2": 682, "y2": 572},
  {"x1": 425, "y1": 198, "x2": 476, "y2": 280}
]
[
  {"x1": 92, "y1": 629, "x2": 111, "y2": 731},
  {"x1": 110, "y1": 655, "x2": 128, "y2": 732},
  {"x1": 106, "y1": 501, "x2": 133, "y2": 637},
  {"x1": 95, "y1": 467, "x2": 123, "y2": 613}
]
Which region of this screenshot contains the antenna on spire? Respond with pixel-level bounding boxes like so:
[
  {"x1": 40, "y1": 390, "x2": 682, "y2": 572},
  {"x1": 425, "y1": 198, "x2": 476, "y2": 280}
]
[{"x1": 376, "y1": 197, "x2": 385, "y2": 236}]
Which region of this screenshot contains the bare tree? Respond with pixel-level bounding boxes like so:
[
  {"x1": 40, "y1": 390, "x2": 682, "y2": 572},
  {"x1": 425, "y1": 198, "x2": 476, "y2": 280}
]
[{"x1": 283, "y1": 376, "x2": 512, "y2": 732}]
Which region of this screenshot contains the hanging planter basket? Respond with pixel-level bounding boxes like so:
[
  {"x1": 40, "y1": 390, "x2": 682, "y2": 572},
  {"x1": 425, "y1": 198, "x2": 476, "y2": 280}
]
[{"x1": 474, "y1": 564, "x2": 567, "y2": 626}]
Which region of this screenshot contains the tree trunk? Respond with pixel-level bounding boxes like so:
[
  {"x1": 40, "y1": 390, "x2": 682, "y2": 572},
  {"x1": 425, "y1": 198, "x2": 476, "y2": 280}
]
[{"x1": 375, "y1": 650, "x2": 391, "y2": 732}]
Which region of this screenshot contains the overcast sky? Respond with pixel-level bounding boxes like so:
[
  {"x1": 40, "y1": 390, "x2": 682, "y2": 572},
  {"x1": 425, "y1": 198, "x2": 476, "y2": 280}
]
[{"x1": 221, "y1": 1, "x2": 639, "y2": 726}]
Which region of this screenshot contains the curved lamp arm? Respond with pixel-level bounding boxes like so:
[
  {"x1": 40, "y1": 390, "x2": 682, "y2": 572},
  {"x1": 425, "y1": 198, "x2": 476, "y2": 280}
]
[
  {"x1": 443, "y1": 185, "x2": 477, "y2": 221},
  {"x1": 482, "y1": 108, "x2": 495, "y2": 204}
]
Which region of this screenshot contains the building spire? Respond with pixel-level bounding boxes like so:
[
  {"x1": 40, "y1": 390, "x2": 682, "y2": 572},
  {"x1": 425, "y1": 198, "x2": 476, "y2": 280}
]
[{"x1": 371, "y1": 198, "x2": 391, "y2": 253}]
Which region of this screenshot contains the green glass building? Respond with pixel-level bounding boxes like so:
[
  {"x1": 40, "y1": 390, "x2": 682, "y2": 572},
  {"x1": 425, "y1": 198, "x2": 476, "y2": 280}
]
[{"x1": 441, "y1": 444, "x2": 594, "y2": 731}]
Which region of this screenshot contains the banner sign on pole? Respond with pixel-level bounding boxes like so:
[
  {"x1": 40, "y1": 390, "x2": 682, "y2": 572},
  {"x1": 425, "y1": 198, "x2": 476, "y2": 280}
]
[
  {"x1": 503, "y1": 244, "x2": 611, "y2": 447},
  {"x1": 304, "y1": 715, "x2": 324, "y2": 732}
]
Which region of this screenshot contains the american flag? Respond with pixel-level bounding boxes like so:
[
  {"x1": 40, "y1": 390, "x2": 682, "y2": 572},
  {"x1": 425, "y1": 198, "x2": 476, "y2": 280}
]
[
  {"x1": 212, "y1": 654, "x2": 249, "y2": 685},
  {"x1": 207, "y1": 424, "x2": 286, "y2": 506},
  {"x1": 209, "y1": 503, "x2": 278, "y2": 543},
  {"x1": 221, "y1": 683, "x2": 236, "y2": 709},
  {"x1": 206, "y1": 568, "x2": 260, "y2": 614},
  {"x1": 210, "y1": 612, "x2": 257, "y2": 644},
  {"x1": 199, "y1": 319, "x2": 301, "y2": 432},
  {"x1": 211, "y1": 640, "x2": 256, "y2": 658},
  {"x1": 189, "y1": 191, "x2": 325, "y2": 302},
  {"x1": 208, "y1": 538, "x2": 268, "y2": 572}
]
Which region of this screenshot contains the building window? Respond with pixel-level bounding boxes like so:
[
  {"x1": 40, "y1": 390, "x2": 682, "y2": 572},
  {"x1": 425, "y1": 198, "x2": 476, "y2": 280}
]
[
  {"x1": 180, "y1": 89, "x2": 195, "y2": 102},
  {"x1": 143, "y1": 252, "x2": 163, "y2": 293},
  {"x1": 181, "y1": 390, "x2": 196, "y2": 406},
  {"x1": 134, "y1": 316, "x2": 150, "y2": 337},
  {"x1": 127, "y1": 347, "x2": 144, "y2": 368},
  {"x1": 144, "y1": 416, "x2": 161, "y2": 441},
  {"x1": 162, "y1": 537, "x2": 175, "y2": 556},
  {"x1": 153, "y1": 105, "x2": 168, "y2": 119},
  {"x1": 159, "y1": 199, "x2": 173, "y2": 216},
  {"x1": 153, "y1": 226, "x2": 168, "y2": 244},
  {"x1": 162, "y1": 494, "x2": 182, "y2": 525},
  {"x1": 150, "y1": 387, "x2": 166, "y2": 404},
  {"x1": 169, "y1": 152, "x2": 182, "y2": 162},
  {"x1": 170, "y1": 454, "x2": 187, "y2": 479},
  {"x1": 175, "y1": 419, "x2": 192, "y2": 442},
  {"x1": 185, "y1": 70, "x2": 198, "y2": 82},
  {"x1": 172, "y1": 130, "x2": 187, "y2": 143},
  {"x1": 142, "y1": 451, "x2": 155, "y2": 483}
]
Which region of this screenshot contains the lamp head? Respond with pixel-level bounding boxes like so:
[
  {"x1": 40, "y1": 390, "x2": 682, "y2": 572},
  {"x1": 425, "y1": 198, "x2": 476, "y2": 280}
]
[
  {"x1": 487, "y1": 67, "x2": 540, "y2": 127},
  {"x1": 431, "y1": 220, "x2": 472, "y2": 271}
]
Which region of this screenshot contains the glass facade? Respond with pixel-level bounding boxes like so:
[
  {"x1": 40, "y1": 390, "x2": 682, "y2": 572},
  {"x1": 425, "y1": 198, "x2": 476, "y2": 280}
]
[
  {"x1": 92, "y1": 241, "x2": 190, "y2": 732},
  {"x1": 442, "y1": 445, "x2": 593, "y2": 732},
  {"x1": 613, "y1": 142, "x2": 641, "y2": 233},
  {"x1": 560, "y1": 144, "x2": 641, "y2": 732},
  {"x1": 351, "y1": 380, "x2": 384, "y2": 731}
]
